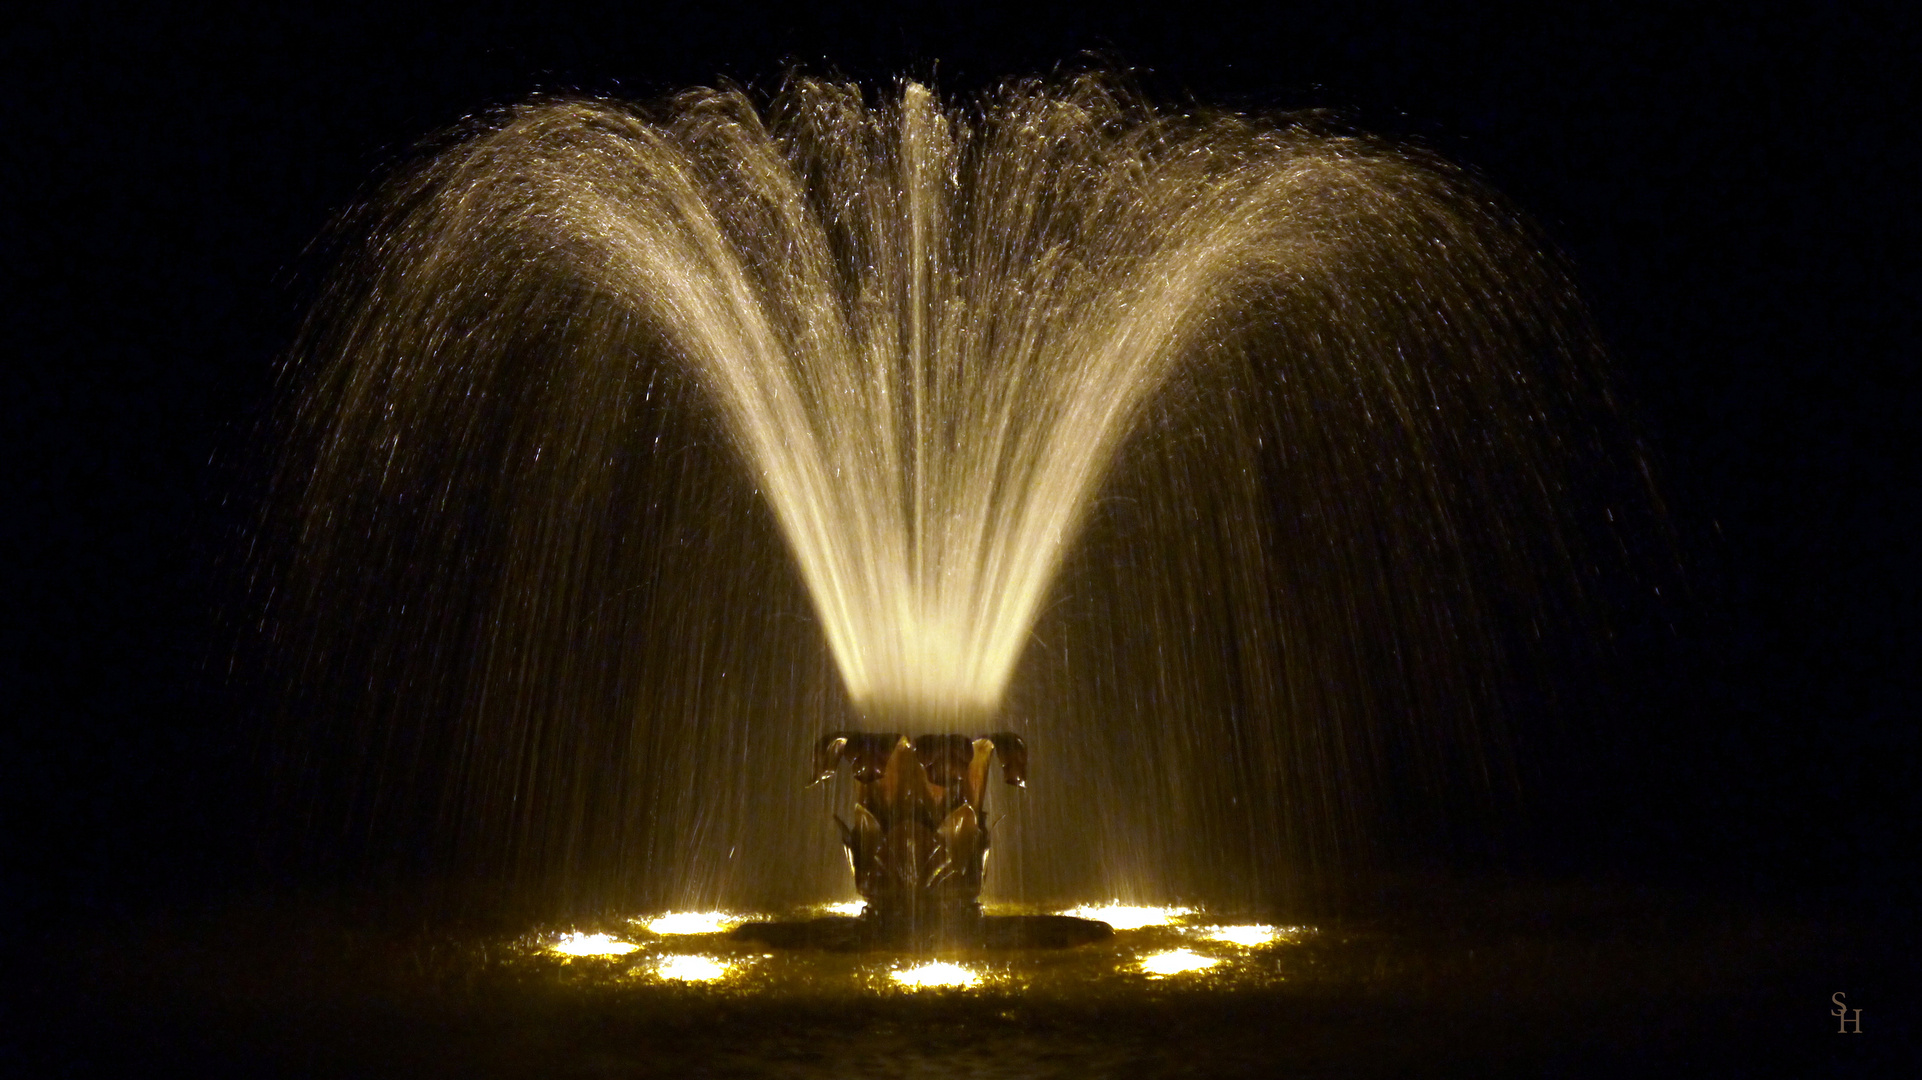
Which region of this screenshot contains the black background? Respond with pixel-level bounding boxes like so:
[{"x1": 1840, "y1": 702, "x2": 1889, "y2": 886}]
[{"x1": 6, "y1": 3, "x2": 1916, "y2": 922}]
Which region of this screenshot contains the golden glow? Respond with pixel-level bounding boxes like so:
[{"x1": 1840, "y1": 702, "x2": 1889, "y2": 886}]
[
  {"x1": 1200, "y1": 925, "x2": 1278, "y2": 947},
  {"x1": 549, "y1": 931, "x2": 640, "y2": 957},
  {"x1": 1062, "y1": 903, "x2": 1193, "y2": 930},
  {"x1": 890, "y1": 961, "x2": 980, "y2": 989},
  {"x1": 656, "y1": 955, "x2": 733, "y2": 982},
  {"x1": 819, "y1": 900, "x2": 866, "y2": 916},
  {"x1": 1139, "y1": 948, "x2": 1220, "y2": 976},
  {"x1": 642, "y1": 911, "x2": 740, "y2": 936}
]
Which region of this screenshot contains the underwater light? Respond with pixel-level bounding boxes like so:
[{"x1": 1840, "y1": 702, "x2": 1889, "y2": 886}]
[
  {"x1": 549, "y1": 932, "x2": 640, "y2": 957},
  {"x1": 819, "y1": 900, "x2": 866, "y2": 916},
  {"x1": 1062, "y1": 903, "x2": 1192, "y2": 930},
  {"x1": 1139, "y1": 949, "x2": 1220, "y2": 976},
  {"x1": 891, "y1": 961, "x2": 980, "y2": 989},
  {"x1": 656, "y1": 955, "x2": 733, "y2": 982},
  {"x1": 1199, "y1": 925, "x2": 1278, "y2": 947},
  {"x1": 642, "y1": 912, "x2": 740, "y2": 935}
]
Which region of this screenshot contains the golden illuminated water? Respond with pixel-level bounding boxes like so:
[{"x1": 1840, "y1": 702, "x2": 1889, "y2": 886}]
[
  {"x1": 309, "y1": 81, "x2": 1484, "y2": 723},
  {"x1": 274, "y1": 75, "x2": 1634, "y2": 913},
  {"x1": 527, "y1": 906, "x2": 1311, "y2": 994}
]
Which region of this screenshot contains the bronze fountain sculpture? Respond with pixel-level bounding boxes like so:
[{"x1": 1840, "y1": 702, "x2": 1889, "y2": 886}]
[
  {"x1": 731, "y1": 732, "x2": 1112, "y2": 950},
  {"x1": 816, "y1": 731, "x2": 1025, "y2": 933}
]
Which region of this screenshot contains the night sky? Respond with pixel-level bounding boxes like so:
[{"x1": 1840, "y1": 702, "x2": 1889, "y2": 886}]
[{"x1": 7, "y1": 5, "x2": 1916, "y2": 921}]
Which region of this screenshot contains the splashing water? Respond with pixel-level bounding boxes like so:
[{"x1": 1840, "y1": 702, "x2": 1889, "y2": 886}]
[
  {"x1": 1138, "y1": 949, "x2": 1220, "y2": 977},
  {"x1": 654, "y1": 955, "x2": 734, "y2": 983},
  {"x1": 1062, "y1": 904, "x2": 1192, "y2": 930},
  {"x1": 549, "y1": 931, "x2": 640, "y2": 957},
  {"x1": 640, "y1": 911, "x2": 743, "y2": 936},
  {"x1": 269, "y1": 75, "x2": 1640, "y2": 913},
  {"x1": 891, "y1": 961, "x2": 981, "y2": 989}
]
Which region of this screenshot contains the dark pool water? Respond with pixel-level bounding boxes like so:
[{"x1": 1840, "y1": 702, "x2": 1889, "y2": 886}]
[{"x1": 11, "y1": 879, "x2": 1906, "y2": 1077}]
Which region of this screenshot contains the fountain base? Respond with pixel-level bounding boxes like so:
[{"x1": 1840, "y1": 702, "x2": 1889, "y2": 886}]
[
  {"x1": 792, "y1": 729, "x2": 1109, "y2": 949},
  {"x1": 730, "y1": 911, "x2": 1113, "y2": 952}
]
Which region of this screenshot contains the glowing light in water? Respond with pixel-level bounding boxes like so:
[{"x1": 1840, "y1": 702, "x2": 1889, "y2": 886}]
[
  {"x1": 819, "y1": 901, "x2": 866, "y2": 916},
  {"x1": 1063, "y1": 903, "x2": 1192, "y2": 930},
  {"x1": 1139, "y1": 949, "x2": 1220, "y2": 976},
  {"x1": 656, "y1": 955, "x2": 733, "y2": 982},
  {"x1": 891, "y1": 961, "x2": 980, "y2": 989},
  {"x1": 1199, "y1": 925, "x2": 1280, "y2": 947},
  {"x1": 549, "y1": 932, "x2": 640, "y2": 956},
  {"x1": 642, "y1": 912, "x2": 740, "y2": 936}
]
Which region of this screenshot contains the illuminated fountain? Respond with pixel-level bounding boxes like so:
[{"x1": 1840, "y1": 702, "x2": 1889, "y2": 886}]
[{"x1": 273, "y1": 74, "x2": 1634, "y2": 921}]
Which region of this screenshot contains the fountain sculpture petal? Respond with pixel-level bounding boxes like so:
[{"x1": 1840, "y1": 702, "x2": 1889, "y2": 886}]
[{"x1": 815, "y1": 730, "x2": 1025, "y2": 928}]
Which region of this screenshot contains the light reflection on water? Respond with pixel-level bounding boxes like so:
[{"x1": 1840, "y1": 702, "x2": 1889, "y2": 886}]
[
  {"x1": 1059, "y1": 903, "x2": 1193, "y2": 930},
  {"x1": 639, "y1": 911, "x2": 745, "y2": 936},
  {"x1": 890, "y1": 961, "x2": 980, "y2": 989},
  {"x1": 655, "y1": 955, "x2": 735, "y2": 982},
  {"x1": 1139, "y1": 948, "x2": 1220, "y2": 976},
  {"x1": 549, "y1": 932, "x2": 641, "y2": 957},
  {"x1": 1195, "y1": 924, "x2": 1310, "y2": 947},
  {"x1": 527, "y1": 906, "x2": 1315, "y2": 995}
]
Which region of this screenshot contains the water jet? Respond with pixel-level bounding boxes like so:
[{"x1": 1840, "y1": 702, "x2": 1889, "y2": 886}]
[{"x1": 269, "y1": 72, "x2": 1640, "y2": 921}]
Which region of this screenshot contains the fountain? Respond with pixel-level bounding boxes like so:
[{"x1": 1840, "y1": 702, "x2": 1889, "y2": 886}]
[
  {"x1": 267, "y1": 74, "x2": 1634, "y2": 919},
  {"x1": 730, "y1": 730, "x2": 1112, "y2": 947},
  {"x1": 815, "y1": 732, "x2": 1023, "y2": 929}
]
